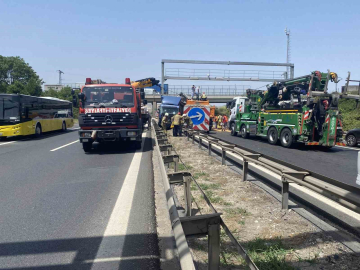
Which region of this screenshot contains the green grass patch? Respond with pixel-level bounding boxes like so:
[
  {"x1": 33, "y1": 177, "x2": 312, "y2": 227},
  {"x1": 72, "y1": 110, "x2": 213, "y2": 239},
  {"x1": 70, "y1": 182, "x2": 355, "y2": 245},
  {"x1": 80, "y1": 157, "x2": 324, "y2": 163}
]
[
  {"x1": 193, "y1": 172, "x2": 209, "y2": 179},
  {"x1": 199, "y1": 183, "x2": 220, "y2": 190},
  {"x1": 225, "y1": 207, "x2": 250, "y2": 217},
  {"x1": 237, "y1": 220, "x2": 245, "y2": 225},
  {"x1": 178, "y1": 163, "x2": 192, "y2": 171},
  {"x1": 204, "y1": 190, "x2": 224, "y2": 204},
  {"x1": 245, "y1": 237, "x2": 296, "y2": 270}
]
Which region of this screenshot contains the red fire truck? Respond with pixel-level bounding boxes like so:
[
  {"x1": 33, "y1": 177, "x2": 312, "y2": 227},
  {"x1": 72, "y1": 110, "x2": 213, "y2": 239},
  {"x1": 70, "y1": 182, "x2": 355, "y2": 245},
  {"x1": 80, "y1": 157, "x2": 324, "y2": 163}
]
[{"x1": 77, "y1": 78, "x2": 146, "y2": 152}]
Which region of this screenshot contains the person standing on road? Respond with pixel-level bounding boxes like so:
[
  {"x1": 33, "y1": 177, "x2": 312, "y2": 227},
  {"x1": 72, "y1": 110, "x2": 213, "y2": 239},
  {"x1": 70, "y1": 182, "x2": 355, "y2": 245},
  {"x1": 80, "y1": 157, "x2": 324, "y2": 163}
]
[
  {"x1": 191, "y1": 85, "x2": 196, "y2": 100},
  {"x1": 214, "y1": 116, "x2": 218, "y2": 130},
  {"x1": 217, "y1": 115, "x2": 223, "y2": 130},
  {"x1": 173, "y1": 112, "x2": 182, "y2": 137},
  {"x1": 222, "y1": 114, "x2": 228, "y2": 131}
]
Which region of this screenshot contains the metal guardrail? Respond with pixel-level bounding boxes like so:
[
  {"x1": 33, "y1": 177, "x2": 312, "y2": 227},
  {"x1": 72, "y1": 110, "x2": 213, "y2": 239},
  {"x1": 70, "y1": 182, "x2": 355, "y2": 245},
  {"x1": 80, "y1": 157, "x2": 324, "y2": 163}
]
[
  {"x1": 152, "y1": 124, "x2": 196, "y2": 270},
  {"x1": 184, "y1": 129, "x2": 360, "y2": 216},
  {"x1": 153, "y1": 122, "x2": 259, "y2": 270}
]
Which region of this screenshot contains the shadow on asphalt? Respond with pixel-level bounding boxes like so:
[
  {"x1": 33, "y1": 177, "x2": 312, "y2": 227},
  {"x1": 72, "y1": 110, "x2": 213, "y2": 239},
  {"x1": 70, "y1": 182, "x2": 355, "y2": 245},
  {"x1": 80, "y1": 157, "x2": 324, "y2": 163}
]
[
  {"x1": 0, "y1": 234, "x2": 163, "y2": 270},
  {"x1": 212, "y1": 132, "x2": 356, "y2": 153},
  {"x1": 84, "y1": 135, "x2": 153, "y2": 155},
  {"x1": 0, "y1": 129, "x2": 78, "y2": 142}
]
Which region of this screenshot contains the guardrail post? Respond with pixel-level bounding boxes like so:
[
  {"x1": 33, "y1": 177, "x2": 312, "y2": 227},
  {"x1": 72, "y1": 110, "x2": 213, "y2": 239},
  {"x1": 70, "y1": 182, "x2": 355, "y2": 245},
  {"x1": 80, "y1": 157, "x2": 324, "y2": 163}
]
[
  {"x1": 281, "y1": 176, "x2": 289, "y2": 210},
  {"x1": 184, "y1": 176, "x2": 192, "y2": 216},
  {"x1": 208, "y1": 142, "x2": 212, "y2": 156},
  {"x1": 192, "y1": 133, "x2": 195, "y2": 144},
  {"x1": 242, "y1": 159, "x2": 248, "y2": 181},
  {"x1": 199, "y1": 137, "x2": 202, "y2": 149},
  {"x1": 208, "y1": 224, "x2": 220, "y2": 270},
  {"x1": 222, "y1": 149, "x2": 226, "y2": 165}
]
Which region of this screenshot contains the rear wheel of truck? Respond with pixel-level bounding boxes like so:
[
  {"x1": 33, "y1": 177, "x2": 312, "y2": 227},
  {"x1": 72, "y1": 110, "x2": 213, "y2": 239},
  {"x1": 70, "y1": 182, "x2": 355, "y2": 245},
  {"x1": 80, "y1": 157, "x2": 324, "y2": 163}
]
[
  {"x1": 280, "y1": 128, "x2": 293, "y2": 148},
  {"x1": 267, "y1": 127, "x2": 278, "y2": 145},
  {"x1": 241, "y1": 125, "x2": 248, "y2": 139},
  {"x1": 230, "y1": 123, "x2": 237, "y2": 136},
  {"x1": 83, "y1": 142, "x2": 92, "y2": 152}
]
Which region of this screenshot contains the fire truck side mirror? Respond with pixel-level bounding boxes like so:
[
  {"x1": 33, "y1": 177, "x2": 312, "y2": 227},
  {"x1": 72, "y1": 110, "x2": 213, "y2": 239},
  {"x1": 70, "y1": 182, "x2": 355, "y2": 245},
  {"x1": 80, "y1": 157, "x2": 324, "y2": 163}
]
[
  {"x1": 78, "y1": 92, "x2": 85, "y2": 101},
  {"x1": 140, "y1": 92, "x2": 145, "y2": 99}
]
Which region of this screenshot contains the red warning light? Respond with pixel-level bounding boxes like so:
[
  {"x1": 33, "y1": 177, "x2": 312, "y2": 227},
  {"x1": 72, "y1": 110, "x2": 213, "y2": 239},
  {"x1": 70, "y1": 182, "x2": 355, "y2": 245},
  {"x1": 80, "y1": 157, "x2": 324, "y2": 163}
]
[
  {"x1": 85, "y1": 78, "x2": 92, "y2": 84},
  {"x1": 125, "y1": 78, "x2": 131, "y2": 85}
]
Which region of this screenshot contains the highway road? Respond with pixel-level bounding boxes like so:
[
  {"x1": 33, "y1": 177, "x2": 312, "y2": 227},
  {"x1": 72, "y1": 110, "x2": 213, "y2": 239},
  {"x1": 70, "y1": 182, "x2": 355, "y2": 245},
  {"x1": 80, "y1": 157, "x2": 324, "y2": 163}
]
[
  {"x1": 0, "y1": 128, "x2": 159, "y2": 269},
  {"x1": 211, "y1": 131, "x2": 359, "y2": 187}
]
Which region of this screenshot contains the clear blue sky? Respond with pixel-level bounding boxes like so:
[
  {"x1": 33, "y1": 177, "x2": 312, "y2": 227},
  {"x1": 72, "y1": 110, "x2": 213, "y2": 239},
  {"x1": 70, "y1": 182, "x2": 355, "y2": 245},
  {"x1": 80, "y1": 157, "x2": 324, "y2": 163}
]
[{"x1": 1, "y1": 0, "x2": 359, "y2": 91}]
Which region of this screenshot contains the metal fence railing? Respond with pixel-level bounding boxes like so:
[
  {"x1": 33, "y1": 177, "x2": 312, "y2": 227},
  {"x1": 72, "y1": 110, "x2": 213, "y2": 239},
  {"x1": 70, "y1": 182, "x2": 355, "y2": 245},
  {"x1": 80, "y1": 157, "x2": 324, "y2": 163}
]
[
  {"x1": 167, "y1": 85, "x2": 250, "y2": 96},
  {"x1": 165, "y1": 68, "x2": 287, "y2": 81}
]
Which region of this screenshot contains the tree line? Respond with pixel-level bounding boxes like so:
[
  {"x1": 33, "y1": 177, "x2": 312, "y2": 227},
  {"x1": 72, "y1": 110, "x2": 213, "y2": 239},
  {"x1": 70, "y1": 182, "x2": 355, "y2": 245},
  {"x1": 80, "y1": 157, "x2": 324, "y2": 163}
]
[{"x1": 0, "y1": 55, "x2": 79, "y2": 117}]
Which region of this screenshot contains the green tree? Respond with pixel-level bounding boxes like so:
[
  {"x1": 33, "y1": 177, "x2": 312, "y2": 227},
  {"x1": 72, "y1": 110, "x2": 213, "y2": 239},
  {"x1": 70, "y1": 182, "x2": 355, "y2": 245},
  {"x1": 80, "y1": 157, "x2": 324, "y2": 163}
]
[
  {"x1": 215, "y1": 105, "x2": 229, "y2": 116},
  {"x1": 0, "y1": 56, "x2": 43, "y2": 96}
]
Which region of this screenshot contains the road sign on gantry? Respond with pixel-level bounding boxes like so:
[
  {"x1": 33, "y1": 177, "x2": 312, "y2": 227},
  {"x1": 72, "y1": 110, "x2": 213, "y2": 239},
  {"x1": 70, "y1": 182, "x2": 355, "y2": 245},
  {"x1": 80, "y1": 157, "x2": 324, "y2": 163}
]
[{"x1": 184, "y1": 105, "x2": 210, "y2": 131}]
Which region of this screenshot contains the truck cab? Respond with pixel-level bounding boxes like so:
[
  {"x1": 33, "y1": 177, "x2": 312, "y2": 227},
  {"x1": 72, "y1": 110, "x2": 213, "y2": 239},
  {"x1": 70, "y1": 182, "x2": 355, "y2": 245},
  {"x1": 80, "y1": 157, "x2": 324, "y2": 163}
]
[
  {"x1": 77, "y1": 78, "x2": 145, "y2": 152},
  {"x1": 227, "y1": 96, "x2": 248, "y2": 132}
]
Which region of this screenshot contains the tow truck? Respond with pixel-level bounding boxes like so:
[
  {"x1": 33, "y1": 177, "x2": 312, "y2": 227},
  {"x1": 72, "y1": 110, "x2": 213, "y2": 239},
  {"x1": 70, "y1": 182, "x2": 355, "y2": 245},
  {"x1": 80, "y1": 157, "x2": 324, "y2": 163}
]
[
  {"x1": 77, "y1": 78, "x2": 146, "y2": 152},
  {"x1": 230, "y1": 70, "x2": 347, "y2": 148}
]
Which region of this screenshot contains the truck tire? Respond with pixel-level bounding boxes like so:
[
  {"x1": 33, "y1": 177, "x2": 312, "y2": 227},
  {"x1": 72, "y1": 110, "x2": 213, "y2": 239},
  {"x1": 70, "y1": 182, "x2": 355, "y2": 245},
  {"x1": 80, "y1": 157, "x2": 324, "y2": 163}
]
[
  {"x1": 230, "y1": 123, "x2": 237, "y2": 136},
  {"x1": 267, "y1": 127, "x2": 278, "y2": 145},
  {"x1": 134, "y1": 141, "x2": 142, "y2": 150},
  {"x1": 346, "y1": 134, "x2": 357, "y2": 147},
  {"x1": 241, "y1": 125, "x2": 248, "y2": 139},
  {"x1": 83, "y1": 142, "x2": 92, "y2": 152},
  {"x1": 280, "y1": 128, "x2": 293, "y2": 148}
]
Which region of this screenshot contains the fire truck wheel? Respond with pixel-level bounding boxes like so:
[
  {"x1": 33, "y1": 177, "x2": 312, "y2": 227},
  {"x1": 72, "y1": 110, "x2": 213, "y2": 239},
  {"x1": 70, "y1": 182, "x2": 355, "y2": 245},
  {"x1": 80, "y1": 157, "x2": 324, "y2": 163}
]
[
  {"x1": 241, "y1": 125, "x2": 248, "y2": 139},
  {"x1": 230, "y1": 123, "x2": 237, "y2": 136},
  {"x1": 82, "y1": 142, "x2": 92, "y2": 152},
  {"x1": 61, "y1": 122, "x2": 67, "y2": 132},
  {"x1": 267, "y1": 127, "x2": 278, "y2": 145},
  {"x1": 280, "y1": 128, "x2": 293, "y2": 148},
  {"x1": 134, "y1": 141, "x2": 142, "y2": 150}
]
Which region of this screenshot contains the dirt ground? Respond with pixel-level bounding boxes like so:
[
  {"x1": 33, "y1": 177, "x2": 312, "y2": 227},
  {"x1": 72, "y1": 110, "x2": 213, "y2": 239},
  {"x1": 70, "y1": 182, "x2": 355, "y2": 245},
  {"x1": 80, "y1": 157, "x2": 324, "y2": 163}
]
[{"x1": 166, "y1": 131, "x2": 360, "y2": 270}]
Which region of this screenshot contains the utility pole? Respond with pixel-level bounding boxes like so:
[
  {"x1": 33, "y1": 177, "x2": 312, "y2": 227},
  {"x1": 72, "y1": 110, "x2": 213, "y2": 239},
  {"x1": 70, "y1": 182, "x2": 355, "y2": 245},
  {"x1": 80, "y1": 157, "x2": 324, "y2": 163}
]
[
  {"x1": 284, "y1": 28, "x2": 291, "y2": 79},
  {"x1": 57, "y1": 70, "x2": 64, "y2": 85}
]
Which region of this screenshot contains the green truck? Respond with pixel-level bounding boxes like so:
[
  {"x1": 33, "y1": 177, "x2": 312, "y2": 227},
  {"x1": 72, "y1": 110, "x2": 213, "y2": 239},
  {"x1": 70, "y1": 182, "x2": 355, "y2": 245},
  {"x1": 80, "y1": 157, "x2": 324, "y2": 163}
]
[{"x1": 230, "y1": 70, "x2": 346, "y2": 148}]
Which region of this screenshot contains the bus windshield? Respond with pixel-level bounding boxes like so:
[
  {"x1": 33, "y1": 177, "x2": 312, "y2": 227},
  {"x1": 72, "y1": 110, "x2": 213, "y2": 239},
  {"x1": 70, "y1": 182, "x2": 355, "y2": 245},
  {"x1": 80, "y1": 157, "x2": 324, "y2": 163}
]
[
  {"x1": 83, "y1": 86, "x2": 134, "y2": 108},
  {"x1": 0, "y1": 96, "x2": 20, "y2": 124}
]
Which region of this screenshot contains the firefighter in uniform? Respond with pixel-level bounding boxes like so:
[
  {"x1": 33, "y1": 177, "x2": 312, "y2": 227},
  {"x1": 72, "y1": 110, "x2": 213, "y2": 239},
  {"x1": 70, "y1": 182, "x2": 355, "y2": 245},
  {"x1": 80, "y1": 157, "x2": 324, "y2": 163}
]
[
  {"x1": 161, "y1": 113, "x2": 169, "y2": 132},
  {"x1": 172, "y1": 112, "x2": 182, "y2": 137}
]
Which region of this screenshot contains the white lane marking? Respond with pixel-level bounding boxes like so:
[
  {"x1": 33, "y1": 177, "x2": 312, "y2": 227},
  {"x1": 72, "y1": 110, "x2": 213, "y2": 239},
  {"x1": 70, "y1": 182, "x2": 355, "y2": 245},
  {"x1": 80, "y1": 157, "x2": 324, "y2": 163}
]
[
  {"x1": 85, "y1": 255, "x2": 158, "y2": 263},
  {"x1": 50, "y1": 140, "x2": 78, "y2": 152},
  {"x1": 90, "y1": 137, "x2": 145, "y2": 269},
  {"x1": 335, "y1": 145, "x2": 359, "y2": 151},
  {"x1": 0, "y1": 141, "x2": 15, "y2": 146},
  {"x1": 68, "y1": 127, "x2": 80, "y2": 130}
]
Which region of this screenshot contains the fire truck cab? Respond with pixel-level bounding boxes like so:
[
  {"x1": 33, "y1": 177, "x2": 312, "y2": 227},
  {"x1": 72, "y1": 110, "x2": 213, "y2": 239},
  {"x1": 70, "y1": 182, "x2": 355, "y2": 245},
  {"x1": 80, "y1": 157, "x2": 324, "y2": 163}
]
[{"x1": 77, "y1": 78, "x2": 146, "y2": 152}]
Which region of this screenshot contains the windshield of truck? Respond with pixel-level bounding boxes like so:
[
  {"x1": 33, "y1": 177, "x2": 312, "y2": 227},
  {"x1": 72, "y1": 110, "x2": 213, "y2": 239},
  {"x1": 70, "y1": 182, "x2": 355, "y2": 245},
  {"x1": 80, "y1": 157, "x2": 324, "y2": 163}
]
[
  {"x1": 160, "y1": 106, "x2": 178, "y2": 115},
  {"x1": 83, "y1": 86, "x2": 134, "y2": 108},
  {"x1": 0, "y1": 96, "x2": 20, "y2": 124}
]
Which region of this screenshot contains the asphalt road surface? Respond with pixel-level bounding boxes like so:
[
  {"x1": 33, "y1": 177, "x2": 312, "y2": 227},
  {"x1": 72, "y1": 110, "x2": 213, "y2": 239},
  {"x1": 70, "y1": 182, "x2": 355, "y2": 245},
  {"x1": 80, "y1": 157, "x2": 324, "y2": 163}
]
[
  {"x1": 0, "y1": 128, "x2": 159, "y2": 270},
  {"x1": 211, "y1": 131, "x2": 359, "y2": 187}
]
